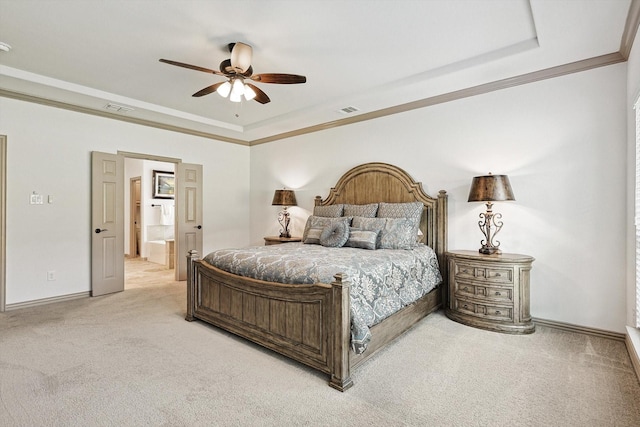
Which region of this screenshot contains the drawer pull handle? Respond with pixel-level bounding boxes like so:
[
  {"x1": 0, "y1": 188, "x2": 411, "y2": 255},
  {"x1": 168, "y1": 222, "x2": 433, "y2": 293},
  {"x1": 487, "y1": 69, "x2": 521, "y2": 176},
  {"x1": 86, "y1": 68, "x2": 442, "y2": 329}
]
[
  {"x1": 463, "y1": 287, "x2": 469, "y2": 291},
  {"x1": 495, "y1": 292, "x2": 502, "y2": 296},
  {"x1": 495, "y1": 311, "x2": 501, "y2": 315},
  {"x1": 495, "y1": 273, "x2": 501, "y2": 277},
  {"x1": 463, "y1": 304, "x2": 469, "y2": 309}
]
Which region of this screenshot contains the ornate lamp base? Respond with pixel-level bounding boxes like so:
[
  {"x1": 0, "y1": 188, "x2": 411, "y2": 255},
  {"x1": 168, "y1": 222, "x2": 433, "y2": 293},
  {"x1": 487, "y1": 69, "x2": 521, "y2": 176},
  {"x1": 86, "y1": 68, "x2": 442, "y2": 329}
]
[
  {"x1": 278, "y1": 208, "x2": 291, "y2": 238},
  {"x1": 479, "y1": 245, "x2": 501, "y2": 255},
  {"x1": 476, "y1": 202, "x2": 505, "y2": 256}
]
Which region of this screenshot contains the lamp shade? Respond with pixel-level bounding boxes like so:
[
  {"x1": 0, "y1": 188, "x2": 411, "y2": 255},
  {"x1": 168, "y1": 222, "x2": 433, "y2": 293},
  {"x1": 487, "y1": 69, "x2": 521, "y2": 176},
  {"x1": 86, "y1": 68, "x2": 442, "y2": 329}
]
[
  {"x1": 271, "y1": 189, "x2": 297, "y2": 206},
  {"x1": 467, "y1": 174, "x2": 515, "y2": 202}
]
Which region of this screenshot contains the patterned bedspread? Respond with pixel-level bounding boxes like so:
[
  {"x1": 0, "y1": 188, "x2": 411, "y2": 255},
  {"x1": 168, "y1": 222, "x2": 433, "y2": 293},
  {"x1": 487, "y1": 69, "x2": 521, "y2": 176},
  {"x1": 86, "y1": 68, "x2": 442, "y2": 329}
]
[{"x1": 203, "y1": 243, "x2": 442, "y2": 354}]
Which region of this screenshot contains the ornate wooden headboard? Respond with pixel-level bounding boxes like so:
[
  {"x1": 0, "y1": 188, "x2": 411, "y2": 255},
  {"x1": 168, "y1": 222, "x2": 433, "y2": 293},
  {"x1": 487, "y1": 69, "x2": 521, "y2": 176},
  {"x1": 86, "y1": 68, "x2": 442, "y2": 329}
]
[{"x1": 314, "y1": 162, "x2": 448, "y2": 274}]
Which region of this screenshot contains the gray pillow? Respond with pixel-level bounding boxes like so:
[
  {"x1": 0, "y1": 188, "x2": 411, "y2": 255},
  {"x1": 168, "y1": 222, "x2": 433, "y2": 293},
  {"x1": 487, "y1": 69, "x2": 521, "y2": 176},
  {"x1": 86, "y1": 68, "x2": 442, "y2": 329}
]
[
  {"x1": 352, "y1": 216, "x2": 386, "y2": 248},
  {"x1": 377, "y1": 202, "x2": 423, "y2": 219},
  {"x1": 302, "y1": 215, "x2": 352, "y2": 241},
  {"x1": 320, "y1": 221, "x2": 349, "y2": 248},
  {"x1": 303, "y1": 227, "x2": 324, "y2": 245},
  {"x1": 379, "y1": 218, "x2": 416, "y2": 250},
  {"x1": 377, "y1": 202, "x2": 423, "y2": 245},
  {"x1": 313, "y1": 204, "x2": 344, "y2": 217},
  {"x1": 345, "y1": 228, "x2": 378, "y2": 250},
  {"x1": 344, "y1": 203, "x2": 378, "y2": 218}
]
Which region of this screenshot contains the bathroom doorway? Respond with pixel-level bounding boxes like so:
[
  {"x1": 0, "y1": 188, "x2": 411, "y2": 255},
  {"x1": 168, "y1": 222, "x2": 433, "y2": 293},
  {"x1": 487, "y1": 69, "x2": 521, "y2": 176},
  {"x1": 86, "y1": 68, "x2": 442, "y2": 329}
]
[{"x1": 124, "y1": 157, "x2": 175, "y2": 289}]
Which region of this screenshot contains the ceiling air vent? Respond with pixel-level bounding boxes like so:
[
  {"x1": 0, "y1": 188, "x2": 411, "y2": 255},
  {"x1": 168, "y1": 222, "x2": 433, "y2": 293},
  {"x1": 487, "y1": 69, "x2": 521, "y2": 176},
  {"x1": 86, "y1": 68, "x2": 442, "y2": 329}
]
[
  {"x1": 105, "y1": 103, "x2": 134, "y2": 113},
  {"x1": 337, "y1": 106, "x2": 360, "y2": 115}
]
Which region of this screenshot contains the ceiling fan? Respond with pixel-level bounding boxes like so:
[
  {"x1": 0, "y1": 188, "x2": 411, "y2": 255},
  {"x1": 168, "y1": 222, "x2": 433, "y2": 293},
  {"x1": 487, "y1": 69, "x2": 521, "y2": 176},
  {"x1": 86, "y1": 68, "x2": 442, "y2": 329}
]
[{"x1": 159, "y1": 42, "x2": 306, "y2": 104}]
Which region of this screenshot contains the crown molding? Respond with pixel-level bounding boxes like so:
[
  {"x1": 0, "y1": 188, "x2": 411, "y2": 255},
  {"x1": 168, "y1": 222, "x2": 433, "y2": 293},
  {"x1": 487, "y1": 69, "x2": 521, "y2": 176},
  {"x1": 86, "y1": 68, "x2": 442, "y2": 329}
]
[
  {"x1": 0, "y1": 89, "x2": 250, "y2": 146},
  {"x1": 250, "y1": 52, "x2": 626, "y2": 146}
]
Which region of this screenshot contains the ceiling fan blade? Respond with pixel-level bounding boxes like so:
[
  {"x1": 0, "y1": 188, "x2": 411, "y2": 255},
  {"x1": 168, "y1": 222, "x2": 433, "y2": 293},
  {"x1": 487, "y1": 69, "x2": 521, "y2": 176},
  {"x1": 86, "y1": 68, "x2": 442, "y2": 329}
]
[
  {"x1": 245, "y1": 83, "x2": 270, "y2": 104},
  {"x1": 230, "y1": 42, "x2": 253, "y2": 73},
  {"x1": 192, "y1": 82, "x2": 226, "y2": 97},
  {"x1": 251, "y1": 73, "x2": 306, "y2": 84},
  {"x1": 159, "y1": 59, "x2": 224, "y2": 76}
]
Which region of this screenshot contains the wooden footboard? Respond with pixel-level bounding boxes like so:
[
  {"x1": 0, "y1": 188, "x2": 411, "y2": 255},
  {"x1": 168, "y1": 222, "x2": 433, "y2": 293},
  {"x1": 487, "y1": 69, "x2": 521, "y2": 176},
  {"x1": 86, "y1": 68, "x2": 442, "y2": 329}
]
[
  {"x1": 186, "y1": 250, "x2": 442, "y2": 391},
  {"x1": 186, "y1": 250, "x2": 353, "y2": 391}
]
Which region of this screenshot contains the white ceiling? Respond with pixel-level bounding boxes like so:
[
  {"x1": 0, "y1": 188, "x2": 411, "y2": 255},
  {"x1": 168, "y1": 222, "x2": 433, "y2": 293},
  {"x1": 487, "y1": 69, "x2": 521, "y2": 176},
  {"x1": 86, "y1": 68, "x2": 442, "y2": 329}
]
[{"x1": 0, "y1": 0, "x2": 634, "y2": 144}]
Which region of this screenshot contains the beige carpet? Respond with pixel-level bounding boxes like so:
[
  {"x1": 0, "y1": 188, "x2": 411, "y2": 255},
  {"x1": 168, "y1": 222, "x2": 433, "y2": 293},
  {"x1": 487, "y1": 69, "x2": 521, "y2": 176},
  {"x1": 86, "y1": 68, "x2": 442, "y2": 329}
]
[{"x1": 1, "y1": 260, "x2": 639, "y2": 426}]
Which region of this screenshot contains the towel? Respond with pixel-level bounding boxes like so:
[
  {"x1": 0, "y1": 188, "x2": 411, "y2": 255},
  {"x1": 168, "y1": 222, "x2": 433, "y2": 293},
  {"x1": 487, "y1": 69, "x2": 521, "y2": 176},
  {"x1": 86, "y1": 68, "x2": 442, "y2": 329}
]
[{"x1": 160, "y1": 204, "x2": 174, "y2": 225}]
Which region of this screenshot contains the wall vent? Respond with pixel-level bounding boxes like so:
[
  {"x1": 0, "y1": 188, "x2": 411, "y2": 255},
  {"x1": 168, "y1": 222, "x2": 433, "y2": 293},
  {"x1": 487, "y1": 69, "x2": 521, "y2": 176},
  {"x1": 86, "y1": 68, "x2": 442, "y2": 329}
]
[
  {"x1": 337, "y1": 106, "x2": 360, "y2": 114},
  {"x1": 105, "y1": 103, "x2": 134, "y2": 113}
]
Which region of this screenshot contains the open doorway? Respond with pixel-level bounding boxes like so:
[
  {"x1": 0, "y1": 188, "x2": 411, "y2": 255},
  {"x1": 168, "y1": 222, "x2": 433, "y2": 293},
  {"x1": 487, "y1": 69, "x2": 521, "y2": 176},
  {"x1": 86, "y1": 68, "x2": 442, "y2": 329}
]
[
  {"x1": 92, "y1": 150, "x2": 202, "y2": 296},
  {"x1": 124, "y1": 157, "x2": 176, "y2": 290}
]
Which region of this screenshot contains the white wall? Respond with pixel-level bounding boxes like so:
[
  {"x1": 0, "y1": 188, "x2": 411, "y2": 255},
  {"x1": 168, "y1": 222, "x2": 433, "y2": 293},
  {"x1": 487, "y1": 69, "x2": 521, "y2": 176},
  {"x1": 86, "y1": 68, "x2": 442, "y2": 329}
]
[
  {"x1": 0, "y1": 97, "x2": 250, "y2": 305},
  {"x1": 250, "y1": 63, "x2": 628, "y2": 333},
  {"x1": 626, "y1": 25, "x2": 640, "y2": 328}
]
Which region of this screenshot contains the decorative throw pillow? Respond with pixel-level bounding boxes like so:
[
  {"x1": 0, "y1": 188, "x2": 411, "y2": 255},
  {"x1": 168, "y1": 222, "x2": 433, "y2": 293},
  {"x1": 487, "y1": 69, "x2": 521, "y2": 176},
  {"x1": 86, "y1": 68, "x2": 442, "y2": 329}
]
[
  {"x1": 343, "y1": 203, "x2": 378, "y2": 218},
  {"x1": 351, "y1": 216, "x2": 386, "y2": 248},
  {"x1": 377, "y1": 201, "x2": 423, "y2": 219},
  {"x1": 303, "y1": 227, "x2": 324, "y2": 244},
  {"x1": 302, "y1": 216, "x2": 352, "y2": 241},
  {"x1": 345, "y1": 228, "x2": 379, "y2": 250},
  {"x1": 313, "y1": 204, "x2": 344, "y2": 218},
  {"x1": 379, "y1": 218, "x2": 416, "y2": 250},
  {"x1": 320, "y1": 221, "x2": 349, "y2": 248},
  {"x1": 377, "y1": 202, "x2": 423, "y2": 245}
]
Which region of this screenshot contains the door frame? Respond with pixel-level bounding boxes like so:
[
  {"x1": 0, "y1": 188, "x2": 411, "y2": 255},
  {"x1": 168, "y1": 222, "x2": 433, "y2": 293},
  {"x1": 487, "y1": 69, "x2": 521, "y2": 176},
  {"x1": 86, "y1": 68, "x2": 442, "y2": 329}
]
[
  {"x1": 0, "y1": 136, "x2": 6, "y2": 312},
  {"x1": 129, "y1": 176, "x2": 141, "y2": 258}
]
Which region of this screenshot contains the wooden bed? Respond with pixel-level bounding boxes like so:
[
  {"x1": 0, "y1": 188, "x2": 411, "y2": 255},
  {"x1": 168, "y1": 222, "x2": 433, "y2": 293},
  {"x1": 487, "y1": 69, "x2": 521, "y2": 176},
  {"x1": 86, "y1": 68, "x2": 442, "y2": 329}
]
[{"x1": 185, "y1": 162, "x2": 448, "y2": 391}]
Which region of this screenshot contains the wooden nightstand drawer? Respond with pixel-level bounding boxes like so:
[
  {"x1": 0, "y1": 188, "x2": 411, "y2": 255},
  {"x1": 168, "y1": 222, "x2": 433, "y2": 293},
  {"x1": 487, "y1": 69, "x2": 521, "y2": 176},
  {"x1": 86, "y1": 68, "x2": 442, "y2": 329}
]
[
  {"x1": 482, "y1": 304, "x2": 513, "y2": 320},
  {"x1": 454, "y1": 281, "x2": 513, "y2": 302},
  {"x1": 453, "y1": 298, "x2": 513, "y2": 321},
  {"x1": 453, "y1": 263, "x2": 513, "y2": 285},
  {"x1": 485, "y1": 268, "x2": 513, "y2": 283}
]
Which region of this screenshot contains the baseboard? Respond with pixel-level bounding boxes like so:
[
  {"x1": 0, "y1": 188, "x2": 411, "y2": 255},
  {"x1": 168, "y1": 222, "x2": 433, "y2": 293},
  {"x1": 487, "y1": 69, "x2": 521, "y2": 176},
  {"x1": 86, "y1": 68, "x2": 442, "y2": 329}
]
[
  {"x1": 626, "y1": 327, "x2": 640, "y2": 383},
  {"x1": 5, "y1": 291, "x2": 90, "y2": 311},
  {"x1": 533, "y1": 317, "x2": 625, "y2": 342}
]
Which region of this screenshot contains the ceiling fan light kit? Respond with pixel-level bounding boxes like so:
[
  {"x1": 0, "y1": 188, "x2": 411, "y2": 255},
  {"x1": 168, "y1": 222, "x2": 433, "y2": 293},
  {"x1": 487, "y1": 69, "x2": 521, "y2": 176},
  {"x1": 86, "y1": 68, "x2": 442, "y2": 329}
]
[{"x1": 160, "y1": 42, "x2": 306, "y2": 105}]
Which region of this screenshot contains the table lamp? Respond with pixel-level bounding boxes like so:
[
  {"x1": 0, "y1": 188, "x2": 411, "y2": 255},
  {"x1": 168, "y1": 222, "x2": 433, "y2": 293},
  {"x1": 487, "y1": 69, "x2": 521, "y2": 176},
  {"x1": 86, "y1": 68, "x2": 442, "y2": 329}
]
[
  {"x1": 467, "y1": 173, "x2": 515, "y2": 255},
  {"x1": 271, "y1": 189, "x2": 297, "y2": 238}
]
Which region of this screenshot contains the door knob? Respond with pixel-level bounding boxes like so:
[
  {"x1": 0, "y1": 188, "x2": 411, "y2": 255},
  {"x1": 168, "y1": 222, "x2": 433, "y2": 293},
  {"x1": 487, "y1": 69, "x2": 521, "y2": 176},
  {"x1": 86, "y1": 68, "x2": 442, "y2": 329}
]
[
  {"x1": 194, "y1": 225, "x2": 202, "y2": 229},
  {"x1": 95, "y1": 228, "x2": 108, "y2": 233}
]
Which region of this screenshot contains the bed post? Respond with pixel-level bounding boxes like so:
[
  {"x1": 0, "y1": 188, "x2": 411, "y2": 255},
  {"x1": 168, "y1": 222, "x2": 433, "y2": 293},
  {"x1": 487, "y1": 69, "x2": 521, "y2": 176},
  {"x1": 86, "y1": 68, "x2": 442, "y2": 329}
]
[
  {"x1": 185, "y1": 249, "x2": 198, "y2": 322},
  {"x1": 329, "y1": 273, "x2": 353, "y2": 391}
]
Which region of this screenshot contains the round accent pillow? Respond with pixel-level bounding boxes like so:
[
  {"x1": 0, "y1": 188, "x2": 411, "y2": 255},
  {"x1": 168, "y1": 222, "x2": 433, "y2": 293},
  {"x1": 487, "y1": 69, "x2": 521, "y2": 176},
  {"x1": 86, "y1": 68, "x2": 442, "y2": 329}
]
[{"x1": 320, "y1": 221, "x2": 349, "y2": 248}]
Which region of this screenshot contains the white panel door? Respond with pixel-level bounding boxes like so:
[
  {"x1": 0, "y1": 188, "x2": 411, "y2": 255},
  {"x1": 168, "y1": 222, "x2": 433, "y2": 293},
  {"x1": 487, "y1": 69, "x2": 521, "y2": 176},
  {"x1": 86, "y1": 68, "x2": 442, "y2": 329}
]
[
  {"x1": 91, "y1": 152, "x2": 124, "y2": 296},
  {"x1": 176, "y1": 162, "x2": 202, "y2": 281}
]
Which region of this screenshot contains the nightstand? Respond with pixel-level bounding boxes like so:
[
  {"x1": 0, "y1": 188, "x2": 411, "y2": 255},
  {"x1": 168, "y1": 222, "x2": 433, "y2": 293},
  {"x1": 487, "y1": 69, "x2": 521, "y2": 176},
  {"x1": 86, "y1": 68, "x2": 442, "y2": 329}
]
[
  {"x1": 446, "y1": 250, "x2": 535, "y2": 334},
  {"x1": 264, "y1": 236, "x2": 302, "y2": 245}
]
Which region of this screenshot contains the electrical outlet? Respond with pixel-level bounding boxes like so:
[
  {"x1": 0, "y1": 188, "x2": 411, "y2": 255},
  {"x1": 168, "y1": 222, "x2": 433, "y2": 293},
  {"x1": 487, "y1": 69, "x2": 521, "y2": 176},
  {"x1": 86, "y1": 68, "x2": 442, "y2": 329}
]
[{"x1": 47, "y1": 271, "x2": 56, "y2": 281}]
